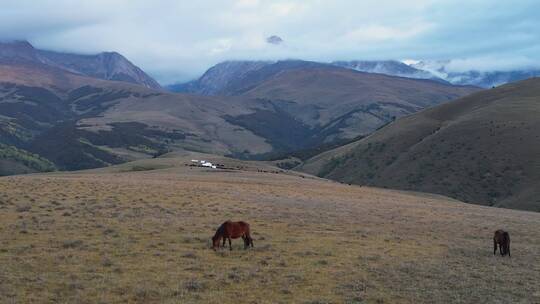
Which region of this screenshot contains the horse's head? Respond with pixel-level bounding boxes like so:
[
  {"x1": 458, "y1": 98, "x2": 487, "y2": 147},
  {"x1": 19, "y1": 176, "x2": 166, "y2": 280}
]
[{"x1": 211, "y1": 235, "x2": 220, "y2": 250}]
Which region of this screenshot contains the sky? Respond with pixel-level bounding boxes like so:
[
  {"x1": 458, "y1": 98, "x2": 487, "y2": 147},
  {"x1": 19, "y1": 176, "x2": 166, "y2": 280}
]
[{"x1": 1, "y1": 0, "x2": 540, "y2": 84}]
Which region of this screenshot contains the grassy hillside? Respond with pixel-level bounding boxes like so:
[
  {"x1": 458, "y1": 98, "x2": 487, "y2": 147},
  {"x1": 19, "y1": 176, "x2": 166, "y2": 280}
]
[
  {"x1": 1, "y1": 154, "x2": 539, "y2": 303},
  {"x1": 300, "y1": 78, "x2": 540, "y2": 211},
  {"x1": 0, "y1": 143, "x2": 56, "y2": 175}
]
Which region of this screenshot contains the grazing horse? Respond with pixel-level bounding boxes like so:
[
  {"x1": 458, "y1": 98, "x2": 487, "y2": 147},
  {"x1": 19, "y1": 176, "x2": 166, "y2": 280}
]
[
  {"x1": 212, "y1": 221, "x2": 254, "y2": 251},
  {"x1": 493, "y1": 230, "x2": 511, "y2": 257}
]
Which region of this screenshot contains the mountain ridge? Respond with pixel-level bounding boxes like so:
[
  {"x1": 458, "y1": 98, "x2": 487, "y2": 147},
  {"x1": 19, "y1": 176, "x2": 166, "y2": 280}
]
[
  {"x1": 168, "y1": 58, "x2": 540, "y2": 92},
  {"x1": 0, "y1": 40, "x2": 161, "y2": 89}
]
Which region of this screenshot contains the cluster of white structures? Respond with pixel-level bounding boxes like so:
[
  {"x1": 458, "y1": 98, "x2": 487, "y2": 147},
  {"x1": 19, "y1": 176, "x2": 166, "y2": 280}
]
[{"x1": 191, "y1": 159, "x2": 217, "y2": 169}]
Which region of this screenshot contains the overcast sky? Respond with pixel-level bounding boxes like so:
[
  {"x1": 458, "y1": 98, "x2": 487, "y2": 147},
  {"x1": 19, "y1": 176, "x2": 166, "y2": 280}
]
[{"x1": 1, "y1": 0, "x2": 539, "y2": 84}]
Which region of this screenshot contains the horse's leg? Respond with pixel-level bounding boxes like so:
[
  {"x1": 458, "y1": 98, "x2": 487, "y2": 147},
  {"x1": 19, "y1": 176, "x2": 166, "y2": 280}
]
[
  {"x1": 507, "y1": 244, "x2": 511, "y2": 257},
  {"x1": 242, "y1": 235, "x2": 248, "y2": 249},
  {"x1": 222, "y1": 237, "x2": 226, "y2": 248},
  {"x1": 493, "y1": 239, "x2": 497, "y2": 255},
  {"x1": 228, "y1": 237, "x2": 232, "y2": 251},
  {"x1": 500, "y1": 243, "x2": 504, "y2": 256}
]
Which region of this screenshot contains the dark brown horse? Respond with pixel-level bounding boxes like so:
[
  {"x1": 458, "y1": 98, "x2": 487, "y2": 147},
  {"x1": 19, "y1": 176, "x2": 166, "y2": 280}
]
[
  {"x1": 212, "y1": 221, "x2": 254, "y2": 251},
  {"x1": 493, "y1": 230, "x2": 511, "y2": 257}
]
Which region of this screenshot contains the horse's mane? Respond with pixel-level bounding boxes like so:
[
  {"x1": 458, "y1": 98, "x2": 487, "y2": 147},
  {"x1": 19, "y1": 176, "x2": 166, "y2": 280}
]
[{"x1": 214, "y1": 221, "x2": 230, "y2": 238}]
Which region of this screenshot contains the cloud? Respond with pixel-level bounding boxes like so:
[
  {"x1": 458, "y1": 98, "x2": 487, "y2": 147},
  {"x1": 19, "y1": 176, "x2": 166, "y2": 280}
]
[
  {"x1": 446, "y1": 56, "x2": 540, "y2": 73},
  {"x1": 341, "y1": 22, "x2": 432, "y2": 43},
  {"x1": 0, "y1": 0, "x2": 539, "y2": 83}
]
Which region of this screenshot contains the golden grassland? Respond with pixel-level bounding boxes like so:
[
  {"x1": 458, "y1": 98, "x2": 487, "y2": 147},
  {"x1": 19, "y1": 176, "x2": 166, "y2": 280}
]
[{"x1": 0, "y1": 157, "x2": 539, "y2": 303}]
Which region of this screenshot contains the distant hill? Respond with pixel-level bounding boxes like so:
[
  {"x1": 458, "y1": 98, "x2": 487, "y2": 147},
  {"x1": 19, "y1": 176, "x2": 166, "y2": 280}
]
[
  {"x1": 0, "y1": 40, "x2": 161, "y2": 89},
  {"x1": 300, "y1": 78, "x2": 540, "y2": 211}
]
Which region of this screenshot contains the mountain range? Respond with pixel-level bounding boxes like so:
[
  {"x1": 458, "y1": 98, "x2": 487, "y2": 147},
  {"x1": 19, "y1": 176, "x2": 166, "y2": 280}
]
[
  {"x1": 168, "y1": 59, "x2": 540, "y2": 93},
  {"x1": 0, "y1": 40, "x2": 161, "y2": 89},
  {"x1": 0, "y1": 41, "x2": 478, "y2": 175}
]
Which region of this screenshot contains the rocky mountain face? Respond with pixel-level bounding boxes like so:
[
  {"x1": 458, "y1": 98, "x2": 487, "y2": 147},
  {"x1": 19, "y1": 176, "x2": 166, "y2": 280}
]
[
  {"x1": 166, "y1": 60, "x2": 273, "y2": 94},
  {"x1": 0, "y1": 40, "x2": 161, "y2": 89},
  {"x1": 300, "y1": 78, "x2": 540, "y2": 211}
]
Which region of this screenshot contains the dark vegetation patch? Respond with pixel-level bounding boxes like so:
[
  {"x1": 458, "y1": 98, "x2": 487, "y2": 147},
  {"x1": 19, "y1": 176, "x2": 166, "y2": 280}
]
[
  {"x1": 0, "y1": 85, "x2": 73, "y2": 129},
  {"x1": 0, "y1": 143, "x2": 56, "y2": 175},
  {"x1": 0, "y1": 102, "x2": 68, "y2": 125},
  {"x1": 225, "y1": 99, "x2": 393, "y2": 160},
  {"x1": 317, "y1": 156, "x2": 348, "y2": 178},
  {"x1": 224, "y1": 109, "x2": 313, "y2": 152},
  {"x1": 251, "y1": 135, "x2": 365, "y2": 167},
  {"x1": 67, "y1": 85, "x2": 104, "y2": 100},
  {"x1": 224, "y1": 104, "x2": 373, "y2": 161},
  {"x1": 0, "y1": 121, "x2": 31, "y2": 146},
  {"x1": 315, "y1": 104, "x2": 392, "y2": 140},
  {"x1": 68, "y1": 87, "x2": 131, "y2": 115},
  {"x1": 274, "y1": 159, "x2": 302, "y2": 170},
  {"x1": 0, "y1": 84, "x2": 186, "y2": 173},
  {"x1": 28, "y1": 122, "x2": 182, "y2": 170},
  {"x1": 127, "y1": 164, "x2": 170, "y2": 172},
  {"x1": 83, "y1": 122, "x2": 185, "y2": 148},
  {"x1": 28, "y1": 121, "x2": 126, "y2": 170},
  {"x1": 15, "y1": 85, "x2": 64, "y2": 106}
]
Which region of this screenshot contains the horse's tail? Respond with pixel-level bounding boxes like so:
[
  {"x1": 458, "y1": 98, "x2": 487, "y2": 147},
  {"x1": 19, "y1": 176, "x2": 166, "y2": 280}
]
[
  {"x1": 504, "y1": 232, "x2": 510, "y2": 257},
  {"x1": 244, "y1": 223, "x2": 254, "y2": 248}
]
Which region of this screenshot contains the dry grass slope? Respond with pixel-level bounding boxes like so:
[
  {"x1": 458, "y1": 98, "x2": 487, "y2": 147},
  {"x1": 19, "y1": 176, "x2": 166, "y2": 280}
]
[{"x1": 1, "y1": 155, "x2": 539, "y2": 303}]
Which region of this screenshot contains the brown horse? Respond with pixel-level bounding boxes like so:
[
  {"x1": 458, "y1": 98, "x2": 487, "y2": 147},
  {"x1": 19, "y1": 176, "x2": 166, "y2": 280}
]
[
  {"x1": 493, "y1": 230, "x2": 511, "y2": 257},
  {"x1": 212, "y1": 221, "x2": 254, "y2": 251}
]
